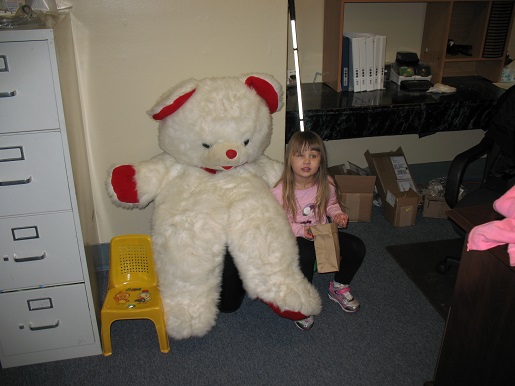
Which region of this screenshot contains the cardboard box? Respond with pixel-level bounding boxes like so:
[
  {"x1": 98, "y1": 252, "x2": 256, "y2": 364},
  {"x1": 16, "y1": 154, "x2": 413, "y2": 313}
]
[
  {"x1": 423, "y1": 195, "x2": 450, "y2": 219},
  {"x1": 328, "y1": 164, "x2": 376, "y2": 222},
  {"x1": 364, "y1": 147, "x2": 421, "y2": 227}
]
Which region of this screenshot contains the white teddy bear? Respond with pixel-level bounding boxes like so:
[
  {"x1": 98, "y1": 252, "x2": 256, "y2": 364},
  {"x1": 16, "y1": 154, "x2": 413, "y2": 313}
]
[{"x1": 106, "y1": 73, "x2": 321, "y2": 339}]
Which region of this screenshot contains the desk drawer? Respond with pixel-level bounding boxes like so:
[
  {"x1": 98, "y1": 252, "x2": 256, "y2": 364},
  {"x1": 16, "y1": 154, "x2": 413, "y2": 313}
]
[
  {"x1": 0, "y1": 131, "x2": 71, "y2": 216},
  {"x1": 0, "y1": 284, "x2": 96, "y2": 357},
  {"x1": 0, "y1": 212, "x2": 84, "y2": 291},
  {"x1": 0, "y1": 39, "x2": 60, "y2": 134}
]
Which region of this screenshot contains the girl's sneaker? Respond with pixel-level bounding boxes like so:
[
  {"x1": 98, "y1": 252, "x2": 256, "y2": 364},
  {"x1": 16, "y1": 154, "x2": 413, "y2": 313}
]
[
  {"x1": 295, "y1": 316, "x2": 314, "y2": 331},
  {"x1": 328, "y1": 282, "x2": 360, "y2": 312}
]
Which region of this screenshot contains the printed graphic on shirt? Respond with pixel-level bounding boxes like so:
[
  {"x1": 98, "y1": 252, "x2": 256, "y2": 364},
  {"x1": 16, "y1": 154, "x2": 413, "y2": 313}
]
[{"x1": 300, "y1": 203, "x2": 315, "y2": 224}]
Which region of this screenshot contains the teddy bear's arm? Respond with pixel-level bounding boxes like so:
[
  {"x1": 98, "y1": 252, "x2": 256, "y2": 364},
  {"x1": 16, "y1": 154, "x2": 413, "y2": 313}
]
[
  {"x1": 108, "y1": 164, "x2": 139, "y2": 207},
  {"x1": 253, "y1": 155, "x2": 284, "y2": 187},
  {"x1": 107, "y1": 154, "x2": 171, "y2": 208}
]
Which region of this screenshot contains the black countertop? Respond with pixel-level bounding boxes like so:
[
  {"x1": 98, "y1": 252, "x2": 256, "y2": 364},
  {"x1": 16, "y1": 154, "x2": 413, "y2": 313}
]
[{"x1": 285, "y1": 76, "x2": 505, "y2": 142}]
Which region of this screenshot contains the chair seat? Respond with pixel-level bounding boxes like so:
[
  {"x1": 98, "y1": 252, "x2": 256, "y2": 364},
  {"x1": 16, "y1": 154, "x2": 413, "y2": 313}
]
[{"x1": 103, "y1": 285, "x2": 163, "y2": 313}]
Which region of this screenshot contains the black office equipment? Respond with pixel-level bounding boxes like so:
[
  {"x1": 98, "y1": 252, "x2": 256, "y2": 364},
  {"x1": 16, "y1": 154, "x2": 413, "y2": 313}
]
[
  {"x1": 400, "y1": 80, "x2": 433, "y2": 92},
  {"x1": 391, "y1": 51, "x2": 432, "y2": 85}
]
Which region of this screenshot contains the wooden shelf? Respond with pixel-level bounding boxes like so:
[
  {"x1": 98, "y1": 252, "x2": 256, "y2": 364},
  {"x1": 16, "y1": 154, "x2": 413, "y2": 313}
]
[{"x1": 323, "y1": 0, "x2": 515, "y2": 92}]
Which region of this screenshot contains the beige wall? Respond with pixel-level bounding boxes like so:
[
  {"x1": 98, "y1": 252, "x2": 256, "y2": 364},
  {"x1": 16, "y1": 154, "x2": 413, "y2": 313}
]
[
  {"x1": 67, "y1": 0, "x2": 513, "y2": 243},
  {"x1": 68, "y1": 0, "x2": 287, "y2": 243}
]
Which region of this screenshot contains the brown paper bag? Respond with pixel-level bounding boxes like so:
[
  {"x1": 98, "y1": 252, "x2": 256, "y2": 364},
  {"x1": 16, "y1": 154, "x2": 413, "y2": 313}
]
[{"x1": 311, "y1": 223, "x2": 341, "y2": 273}]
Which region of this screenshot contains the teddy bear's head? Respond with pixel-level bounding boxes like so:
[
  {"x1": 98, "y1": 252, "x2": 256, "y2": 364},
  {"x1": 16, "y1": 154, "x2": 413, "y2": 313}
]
[{"x1": 147, "y1": 74, "x2": 283, "y2": 172}]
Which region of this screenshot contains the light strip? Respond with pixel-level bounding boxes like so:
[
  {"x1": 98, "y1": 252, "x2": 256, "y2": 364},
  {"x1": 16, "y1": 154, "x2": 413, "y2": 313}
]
[{"x1": 290, "y1": 19, "x2": 304, "y2": 131}]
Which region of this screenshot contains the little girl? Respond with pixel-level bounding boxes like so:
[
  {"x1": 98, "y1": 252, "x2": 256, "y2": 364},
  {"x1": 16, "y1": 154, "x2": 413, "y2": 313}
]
[{"x1": 272, "y1": 131, "x2": 365, "y2": 331}]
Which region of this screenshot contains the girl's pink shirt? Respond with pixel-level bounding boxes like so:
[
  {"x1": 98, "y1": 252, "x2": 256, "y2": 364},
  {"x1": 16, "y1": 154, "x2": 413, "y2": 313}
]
[{"x1": 272, "y1": 178, "x2": 344, "y2": 237}]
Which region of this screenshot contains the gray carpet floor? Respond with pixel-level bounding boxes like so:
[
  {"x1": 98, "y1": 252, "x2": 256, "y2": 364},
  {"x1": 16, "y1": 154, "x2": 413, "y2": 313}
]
[{"x1": 0, "y1": 205, "x2": 456, "y2": 386}]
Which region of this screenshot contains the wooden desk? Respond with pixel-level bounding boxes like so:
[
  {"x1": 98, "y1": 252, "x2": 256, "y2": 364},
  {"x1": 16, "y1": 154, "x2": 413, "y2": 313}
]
[
  {"x1": 446, "y1": 203, "x2": 503, "y2": 233},
  {"x1": 432, "y1": 205, "x2": 515, "y2": 385}
]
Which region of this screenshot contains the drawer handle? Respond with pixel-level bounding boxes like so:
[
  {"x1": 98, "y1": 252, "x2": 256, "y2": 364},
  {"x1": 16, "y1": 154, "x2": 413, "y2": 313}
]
[
  {"x1": 0, "y1": 55, "x2": 8, "y2": 72},
  {"x1": 29, "y1": 320, "x2": 60, "y2": 331},
  {"x1": 13, "y1": 252, "x2": 46, "y2": 263},
  {"x1": 0, "y1": 176, "x2": 32, "y2": 186},
  {"x1": 0, "y1": 90, "x2": 16, "y2": 98}
]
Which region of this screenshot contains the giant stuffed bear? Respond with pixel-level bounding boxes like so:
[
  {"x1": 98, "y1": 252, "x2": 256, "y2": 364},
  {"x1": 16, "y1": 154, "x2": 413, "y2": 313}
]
[{"x1": 106, "y1": 73, "x2": 322, "y2": 339}]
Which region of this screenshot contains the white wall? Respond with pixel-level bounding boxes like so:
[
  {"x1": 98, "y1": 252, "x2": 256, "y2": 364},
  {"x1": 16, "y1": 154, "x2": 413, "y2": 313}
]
[{"x1": 68, "y1": 0, "x2": 287, "y2": 243}]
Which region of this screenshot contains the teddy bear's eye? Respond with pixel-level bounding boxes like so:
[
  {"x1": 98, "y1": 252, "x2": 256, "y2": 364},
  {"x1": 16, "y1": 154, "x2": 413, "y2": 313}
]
[
  {"x1": 202, "y1": 143, "x2": 211, "y2": 149},
  {"x1": 243, "y1": 139, "x2": 250, "y2": 146}
]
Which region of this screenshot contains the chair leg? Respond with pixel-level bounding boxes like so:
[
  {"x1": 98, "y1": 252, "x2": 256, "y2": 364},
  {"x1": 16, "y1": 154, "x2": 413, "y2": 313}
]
[
  {"x1": 436, "y1": 256, "x2": 460, "y2": 274},
  {"x1": 154, "y1": 320, "x2": 170, "y2": 353},
  {"x1": 101, "y1": 321, "x2": 113, "y2": 356}
]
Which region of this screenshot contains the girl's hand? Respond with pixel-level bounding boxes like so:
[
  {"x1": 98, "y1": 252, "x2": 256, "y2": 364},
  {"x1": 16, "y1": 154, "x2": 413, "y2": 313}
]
[
  {"x1": 333, "y1": 213, "x2": 349, "y2": 228},
  {"x1": 304, "y1": 227, "x2": 314, "y2": 240}
]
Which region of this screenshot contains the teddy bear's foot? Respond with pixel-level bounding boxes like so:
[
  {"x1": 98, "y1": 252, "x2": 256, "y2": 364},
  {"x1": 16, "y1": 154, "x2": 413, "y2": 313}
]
[
  {"x1": 163, "y1": 305, "x2": 218, "y2": 340},
  {"x1": 249, "y1": 276, "x2": 322, "y2": 320},
  {"x1": 161, "y1": 290, "x2": 221, "y2": 340},
  {"x1": 260, "y1": 299, "x2": 308, "y2": 321}
]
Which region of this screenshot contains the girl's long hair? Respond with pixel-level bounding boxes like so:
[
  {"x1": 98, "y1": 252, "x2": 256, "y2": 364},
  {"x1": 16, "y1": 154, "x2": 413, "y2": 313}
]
[{"x1": 276, "y1": 131, "x2": 336, "y2": 223}]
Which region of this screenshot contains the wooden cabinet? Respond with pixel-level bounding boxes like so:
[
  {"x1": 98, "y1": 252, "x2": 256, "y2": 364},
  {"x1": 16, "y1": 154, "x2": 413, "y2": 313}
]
[
  {"x1": 433, "y1": 245, "x2": 515, "y2": 384},
  {"x1": 434, "y1": 205, "x2": 515, "y2": 384},
  {"x1": 323, "y1": 0, "x2": 515, "y2": 92},
  {"x1": 0, "y1": 25, "x2": 101, "y2": 367}
]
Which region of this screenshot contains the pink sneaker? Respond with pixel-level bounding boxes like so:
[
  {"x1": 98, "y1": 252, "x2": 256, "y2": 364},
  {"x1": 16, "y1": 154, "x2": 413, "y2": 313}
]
[
  {"x1": 328, "y1": 282, "x2": 360, "y2": 313},
  {"x1": 295, "y1": 316, "x2": 314, "y2": 331}
]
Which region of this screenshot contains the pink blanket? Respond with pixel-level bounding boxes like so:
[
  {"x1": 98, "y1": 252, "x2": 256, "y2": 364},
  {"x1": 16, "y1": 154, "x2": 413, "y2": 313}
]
[{"x1": 467, "y1": 185, "x2": 515, "y2": 266}]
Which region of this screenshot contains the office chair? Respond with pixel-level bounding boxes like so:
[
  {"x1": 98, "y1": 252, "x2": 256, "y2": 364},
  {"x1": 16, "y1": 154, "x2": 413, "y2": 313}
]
[
  {"x1": 437, "y1": 85, "x2": 515, "y2": 273},
  {"x1": 101, "y1": 234, "x2": 170, "y2": 356}
]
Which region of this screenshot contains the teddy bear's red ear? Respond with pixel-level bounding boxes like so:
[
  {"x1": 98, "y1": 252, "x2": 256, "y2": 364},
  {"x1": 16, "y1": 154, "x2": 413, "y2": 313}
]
[
  {"x1": 244, "y1": 75, "x2": 283, "y2": 114},
  {"x1": 150, "y1": 89, "x2": 196, "y2": 121}
]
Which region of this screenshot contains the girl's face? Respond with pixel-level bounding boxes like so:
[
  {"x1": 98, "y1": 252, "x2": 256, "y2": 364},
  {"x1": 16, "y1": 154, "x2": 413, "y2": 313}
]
[{"x1": 290, "y1": 146, "x2": 321, "y2": 185}]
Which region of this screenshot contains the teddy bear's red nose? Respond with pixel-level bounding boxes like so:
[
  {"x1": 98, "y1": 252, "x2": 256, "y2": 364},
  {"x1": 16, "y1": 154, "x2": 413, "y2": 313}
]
[{"x1": 226, "y1": 149, "x2": 237, "y2": 159}]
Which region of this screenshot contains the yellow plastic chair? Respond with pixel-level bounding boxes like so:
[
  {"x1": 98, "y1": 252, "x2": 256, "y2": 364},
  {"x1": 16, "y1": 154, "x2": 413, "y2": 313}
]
[{"x1": 101, "y1": 234, "x2": 170, "y2": 356}]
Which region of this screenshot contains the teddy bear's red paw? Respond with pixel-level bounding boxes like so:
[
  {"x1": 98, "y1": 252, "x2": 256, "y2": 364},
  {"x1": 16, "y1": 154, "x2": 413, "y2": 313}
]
[
  {"x1": 260, "y1": 299, "x2": 308, "y2": 321},
  {"x1": 111, "y1": 165, "x2": 139, "y2": 203}
]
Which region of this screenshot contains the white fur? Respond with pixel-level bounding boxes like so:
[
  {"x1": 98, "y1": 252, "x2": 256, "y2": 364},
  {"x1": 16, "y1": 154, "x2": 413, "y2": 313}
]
[{"x1": 107, "y1": 74, "x2": 321, "y2": 339}]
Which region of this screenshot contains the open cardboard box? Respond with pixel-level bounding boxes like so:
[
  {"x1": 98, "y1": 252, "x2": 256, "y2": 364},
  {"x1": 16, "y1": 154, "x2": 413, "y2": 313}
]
[
  {"x1": 423, "y1": 195, "x2": 450, "y2": 219},
  {"x1": 364, "y1": 147, "x2": 421, "y2": 227},
  {"x1": 328, "y1": 164, "x2": 376, "y2": 222}
]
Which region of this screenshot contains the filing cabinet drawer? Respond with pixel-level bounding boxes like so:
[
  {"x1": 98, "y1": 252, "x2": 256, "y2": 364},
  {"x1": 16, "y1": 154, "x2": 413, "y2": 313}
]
[
  {"x1": 0, "y1": 284, "x2": 96, "y2": 357},
  {"x1": 0, "y1": 212, "x2": 84, "y2": 291},
  {"x1": 0, "y1": 39, "x2": 60, "y2": 134},
  {"x1": 0, "y1": 131, "x2": 71, "y2": 216}
]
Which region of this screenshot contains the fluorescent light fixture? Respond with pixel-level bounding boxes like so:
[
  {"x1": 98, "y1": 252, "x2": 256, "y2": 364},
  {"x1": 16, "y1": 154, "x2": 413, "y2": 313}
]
[{"x1": 289, "y1": 1, "x2": 304, "y2": 131}]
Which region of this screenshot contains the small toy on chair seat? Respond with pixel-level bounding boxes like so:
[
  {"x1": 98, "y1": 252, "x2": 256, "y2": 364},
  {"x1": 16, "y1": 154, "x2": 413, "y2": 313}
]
[{"x1": 106, "y1": 74, "x2": 322, "y2": 339}]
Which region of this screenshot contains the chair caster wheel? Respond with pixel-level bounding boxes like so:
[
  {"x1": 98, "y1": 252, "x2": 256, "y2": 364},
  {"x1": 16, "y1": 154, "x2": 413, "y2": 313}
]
[{"x1": 436, "y1": 262, "x2": 449, "y2": 274}]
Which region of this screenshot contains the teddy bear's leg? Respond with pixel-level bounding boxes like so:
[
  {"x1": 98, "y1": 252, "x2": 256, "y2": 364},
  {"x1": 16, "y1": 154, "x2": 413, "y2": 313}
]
[
  {"x1": 227, "y1": 198, "x2": 322, "y2": 318},
  {"x1": 153, "y1": 233, "x2": 227, "y2": 340},
  {"x1": 218, "y1": 249, "x2": 245, "y2": 313}
]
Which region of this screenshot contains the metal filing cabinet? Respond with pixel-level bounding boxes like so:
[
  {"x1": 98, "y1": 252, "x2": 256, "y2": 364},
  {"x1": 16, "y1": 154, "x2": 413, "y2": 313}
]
[{"x1": 0, "y1": 27, "x2": 101, "y2": 368}]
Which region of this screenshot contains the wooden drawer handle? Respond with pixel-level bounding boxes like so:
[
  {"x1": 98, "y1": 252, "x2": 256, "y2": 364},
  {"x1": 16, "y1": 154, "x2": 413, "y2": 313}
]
[
  {"x1": 0, "y1": 176, "x2": 32, "y2": 186},
  {"x1": 0, "y1": 90, "x2": 16, "y2": 98},
  {"x1": 13, "y1": 252, "x2": 46, "y2": 263},
  {"x1": 29, "y1": 320, "x2": 60, "y2": 331}
]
